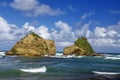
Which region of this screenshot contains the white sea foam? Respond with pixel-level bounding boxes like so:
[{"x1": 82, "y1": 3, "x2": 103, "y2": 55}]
[
  {"x1": 56, "y1": 53, "x2": 63, "y2": 55},
  {"x1": 50, "y1": 54, "x2": 83, "y2": 58},
  {"x1": 103, "y1": 54, "x2": 120, "y2": 60},
  {"x1": 93, "y1": 71, "x2": 120, "y2": 75},
  {"x1": 20, "y1": 66, "x2": 47, "y2": 73},
  {"x1": 105, "y1": 56, "x2": 120, "y2": 60},
  {"x1": 0, "y1": 52, "x2": 5, "y2": 56},
  {"x1": 103, "y1": 54, "x2": 113, "y2": 57}
]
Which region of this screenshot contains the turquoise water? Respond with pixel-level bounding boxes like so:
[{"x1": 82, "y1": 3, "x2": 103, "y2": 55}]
[{"x1": 0, "y1": 52, "x2": 120, "y2": 80}]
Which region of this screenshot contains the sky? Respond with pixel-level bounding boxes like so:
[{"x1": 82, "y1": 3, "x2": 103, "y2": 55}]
[{"x1": 0, "y1": 0, "x2": 120, "y2": 53}]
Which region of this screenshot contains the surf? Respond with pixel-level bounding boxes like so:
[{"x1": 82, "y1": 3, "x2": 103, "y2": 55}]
[
  {"x1": 0, "y1": 52, "x2": 5, "y2": 56},
  {"x1": 103, "y1": 54, "x2": 120, "y2": 60},
  {"x1": 20, "y1": 66, "x2": 47, "y2": 73},
  {"x1": 50, "y1": 53, "x2": 84, "y2": 58},
  {"x1": 105, "y1": 56, "x2": 120, "y2": 60},
  {"x1": 92, "y1": 71, "x2": 120, "y2": 75}
]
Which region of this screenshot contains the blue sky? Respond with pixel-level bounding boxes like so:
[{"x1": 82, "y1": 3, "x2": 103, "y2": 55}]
[{"x1": 0, "y1": 0, "x2": 120, "y2": 53}]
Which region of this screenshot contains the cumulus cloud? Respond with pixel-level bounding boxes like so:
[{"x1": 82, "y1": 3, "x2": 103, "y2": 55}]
[
  {"x1": 0, "y1": 16, "x2": 120, "y2": 52},
  {"x1": 0, "y1": 17, "x2": 11, "y2": 32},
  {"x1": 0, "y1": 16, "x2": 16, "y2": 40},
  {"x1": 56, "y1": 42, "x2": 73, "y2": 47},
  {"x1": 88, "y1": 22, "x2": 120, "y2": 52},
  {"x1": 55, "y1": 21, "x2": 72, "y2": 33},
  {"x1": 36, "y1": 25, "x2": 51, "y2": 39},
  {"x1": 32, "y1": 4, "x2": 63, "y2": 16},
  {"x1": 54, "y1": 21, "x2": 75, "y2": 41},
  {"x1": 0, "y1": 16, "x2": 52, "y2": 40},
  {"x1": 94, "y1": 27, "x2": 106, "y2": 38},
  {"x1": 10, "y1": 0, "x2": 38, "y2": 11},
  {"x1": 9, "y1": 0, "x2": 63, "y2": 16},
  {"x1": 76, "y1": 21, "x2": 91, "y2": 37},
  {"x1": 23, "y1": 22, "x2": 35, "y2": 31}
]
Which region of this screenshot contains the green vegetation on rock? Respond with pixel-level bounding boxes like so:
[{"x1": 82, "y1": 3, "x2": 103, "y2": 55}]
[
  {"x1": 6, "y1": 32, "x2": 56, "y2": 56},
  {"x1": 64, "y1": 37, "x2": 97, "y2": 56},
  {"x1": 30, "y1": 32, "x2": 40, "y2": 38},
  {"x1": 74, "y1": 37, "x2": 94, "y2": 54}
]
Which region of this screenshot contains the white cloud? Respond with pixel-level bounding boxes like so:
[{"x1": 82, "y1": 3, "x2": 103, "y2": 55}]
[
  {"x1": 76, "y1": 21, "x2": 91, "y2": 37},
  {"x1": 10, "y1": 0, "x2": 38, "y2": 11},
  {"x1": 86, "y1": 30, "x2": 92, "y2": 38},
  {"x1": 76, "y1": 11, "x2": 94, "y2": 27},
  {"x1": 0, "y1": 16, "x2": 120, "y2": 53},
  {"x1": 0, "y1": 16, "x2": 16, "y2": 40},
  {"x1": 37, "y1": 25, "x2": 51, "y2": 39},
  {"x1": 56, "y1": 42, "x2": 73, "y2": 47},
  {"x1": 107, "y1": 30, "x2": 117, "y2": 37},
  {"x1": 94, "y1": 27, "x2": 106, "y2": 38},
  {"x1": 88, "y1": 22, "x2": 120, "y2": 53},
  {"x1": 23, "y1": 22, "x2": 35, "y2": 32},
  {"x1": 89, "y1": 38, "x2": 114, "y2": 47},
  {"x1": 33, "y1": 4, "x2": 63, "y2": 16},
  {"x1": 22, "y1": 23, "x2": 51, "y2": 39},
  {"x1": 9, "y1": 0, "x2": 63, "y2": 16},
  {"x1": 55, "y1": 41, "x2": 74, "y2": 52},
  {"x1": 0, "y1": 17, "x2": 11, "y2": 32},
  {"x1": 54, "y1": 21, "x2": 75, "y2": 41},
  {"x1": 81, "y1": 11, "x2": 94, "y2": 19},
  {"x1": 55, "y1": 21, "x2": 71, "y2": 33}
]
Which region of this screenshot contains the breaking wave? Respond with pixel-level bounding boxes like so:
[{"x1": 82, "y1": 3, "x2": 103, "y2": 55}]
[
  {"x1": 0, "y1": 52, "x2": 5, "y2": 56},
  {"x1": 104, "y1": 54, "x2": 120, "y2": 60},
  {"x1": 92, "y1": 71, "x2": 120, "y2": 75},
  {"x1": 105, "y1": 56, "x2": 120, "y2": 60},
  {"x1": 0, "y1": 52, "x2": 5, "y2": 58},
  {"x1": 20, "y1": 66, "x2": 47, "y2": 73},
  {"x1": 50, "y1": 55, "x2": 83, "y2": 58}
]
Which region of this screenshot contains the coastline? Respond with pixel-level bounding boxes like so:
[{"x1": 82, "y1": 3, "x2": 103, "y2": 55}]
[{"x1": 0, "y1": 52, "x2": 120, "y2": 80}]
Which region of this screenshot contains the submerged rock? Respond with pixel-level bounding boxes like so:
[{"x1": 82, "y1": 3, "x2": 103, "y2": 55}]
[
  {"x1": 64, "y1": 37, "x2": 100, "y2": 56},
  {"x1": 6, "y1": 32, "x2": 56, "y2": 56}
]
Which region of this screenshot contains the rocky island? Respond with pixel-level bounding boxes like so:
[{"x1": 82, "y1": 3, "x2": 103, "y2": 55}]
[
  {"x1": 6, "y1": 32, "x2": 56, "y2": 56},
  {"x1": 64, "y1": 37, "x2": 100, "y2": 56}
]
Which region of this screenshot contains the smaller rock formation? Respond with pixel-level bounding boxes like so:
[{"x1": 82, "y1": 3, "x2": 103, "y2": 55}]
[
  {"x1": 6, "y1": 32, "x2": 56, "y2": 56},
  {"x1": 64, "y1": 37, "x2": 100, "y2": 56}
]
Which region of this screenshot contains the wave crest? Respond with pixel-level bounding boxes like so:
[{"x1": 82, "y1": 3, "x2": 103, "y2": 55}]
[
  {"x1": 0, "y1": 52, "x2": 5, "y2": 56},
  {"x1": 20, "y1": 66, "x2": 47, "y2": 73},
  {"x1": 92, "y1": 71, "x2": 120, "y2": 75},
  {"x1": 105, "y1": 56, "x2": 120, "y2": 60},
  {"x1": 104, "y1": 54, "x2": 120, "y2": 60}
]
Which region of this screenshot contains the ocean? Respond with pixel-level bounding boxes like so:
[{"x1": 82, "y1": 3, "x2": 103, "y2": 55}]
[{"x1": 0, "y1": 52, "x2": 120, "y2": 80}]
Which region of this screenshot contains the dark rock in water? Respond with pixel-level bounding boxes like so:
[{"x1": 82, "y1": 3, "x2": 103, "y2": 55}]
[
  {"x1": 6, "y1": 32, "x2": 56, "y2": 56},
  {"x1": 64, "y1": 37, "x2": 100, "y2": 56}
]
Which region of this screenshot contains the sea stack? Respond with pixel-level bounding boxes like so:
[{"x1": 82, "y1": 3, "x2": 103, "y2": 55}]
[
  {"x1": 6, "y1": 32, "x2": 56, "y2": 56},
  {"x1": 64, "y1": 37, "x2": 100, "y2": 56}
]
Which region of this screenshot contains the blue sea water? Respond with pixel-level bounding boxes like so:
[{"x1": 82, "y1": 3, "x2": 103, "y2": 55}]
[{"x1": 0, "y1": 52, "x2": 120, "y2": 80}]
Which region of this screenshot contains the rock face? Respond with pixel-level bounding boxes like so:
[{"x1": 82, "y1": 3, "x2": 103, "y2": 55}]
[
  {"x1": 6, "y1": 32, "x2": 56, "y2": 56},
  {"x1": 64, "y1": 37, "x2": 99, "y2": 56}
]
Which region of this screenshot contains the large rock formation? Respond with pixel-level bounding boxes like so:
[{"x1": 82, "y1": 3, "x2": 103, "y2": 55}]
[
  {"x1": 6, "y1": 32, "x2": 56, "y2": 56},
  {"x1": 64, "y1": 37, "x2": 100, "y2": 56}
]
